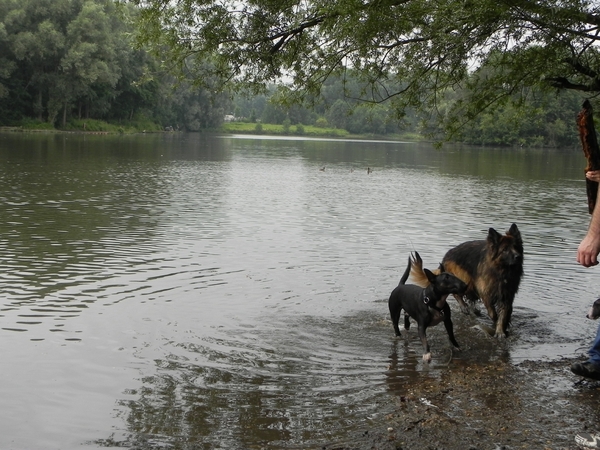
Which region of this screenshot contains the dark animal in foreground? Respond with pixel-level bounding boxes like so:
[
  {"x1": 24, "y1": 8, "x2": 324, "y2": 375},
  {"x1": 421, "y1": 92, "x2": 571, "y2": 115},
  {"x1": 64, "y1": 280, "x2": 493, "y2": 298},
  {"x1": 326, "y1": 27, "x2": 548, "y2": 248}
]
[
  {"x1": 587, "y1": 298, "x2": 600, "y2": 320},
  {"x1": 388, "y1": 252, "x2": 467, "y2": 362},
  {"x1": 439, "y1": 223, "x2": 524, "y2": 338}
]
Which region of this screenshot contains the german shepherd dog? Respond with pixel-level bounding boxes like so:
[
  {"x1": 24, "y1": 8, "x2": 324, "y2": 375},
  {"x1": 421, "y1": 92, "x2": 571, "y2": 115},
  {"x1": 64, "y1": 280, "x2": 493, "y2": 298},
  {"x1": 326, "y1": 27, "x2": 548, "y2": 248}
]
[
  {"x1": 440, "y1": 223, "x2": 524, "y2": 338},
  {"x1": 389, "y1": 252, "x2": 467, "y2": 362}
]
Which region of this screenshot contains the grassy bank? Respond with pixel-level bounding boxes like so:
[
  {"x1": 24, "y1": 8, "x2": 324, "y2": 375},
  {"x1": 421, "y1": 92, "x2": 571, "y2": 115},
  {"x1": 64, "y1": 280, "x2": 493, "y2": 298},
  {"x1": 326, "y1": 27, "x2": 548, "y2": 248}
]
[
  {"x1": 3, "y1": 118, "x2": 423, "y2": 141},
  {"x1": 221, "y1": 121, "x2": 423, "y2": 141},
  {"x1": 6, "y1": 118, "x2": 164, "y2": 134},
  {"x1": 61, "y1": 118, "x2": 163, "y2": 133},
  {"x1": 222, "y1": 121, "x2": 349, "y2": 137}
]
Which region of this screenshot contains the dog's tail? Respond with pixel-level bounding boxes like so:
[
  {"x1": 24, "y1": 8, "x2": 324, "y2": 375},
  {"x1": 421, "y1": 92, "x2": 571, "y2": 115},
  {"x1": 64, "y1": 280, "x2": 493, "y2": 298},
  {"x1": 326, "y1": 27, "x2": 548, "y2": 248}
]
[
  {"x1": 399, "y1": 254, "x2": 412, "y2": 285},
  {"x1": 409, "y1": 251, "x2": 439, "y2": 287}
]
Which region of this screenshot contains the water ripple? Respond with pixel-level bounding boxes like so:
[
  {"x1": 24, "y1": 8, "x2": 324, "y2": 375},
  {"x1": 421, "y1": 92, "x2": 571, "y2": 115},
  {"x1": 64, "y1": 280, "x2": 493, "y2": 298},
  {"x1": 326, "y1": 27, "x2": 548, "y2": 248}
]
[{"x1": 0, "y1": 134, "x2": 595, "y2": 448}]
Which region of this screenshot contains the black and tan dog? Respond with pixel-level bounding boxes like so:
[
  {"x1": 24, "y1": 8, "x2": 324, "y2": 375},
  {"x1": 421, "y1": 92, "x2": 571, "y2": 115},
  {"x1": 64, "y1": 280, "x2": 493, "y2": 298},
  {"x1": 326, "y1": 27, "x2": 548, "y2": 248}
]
[
  {"x1": 388, "y1": 252, "x2": 467, "y2": 362},
  {"x1": 587, "y1": 298, "x2": 600, "y2": 320},
  {"x1": 440, "y1": 223, "x2": 524, "y2": 338}
]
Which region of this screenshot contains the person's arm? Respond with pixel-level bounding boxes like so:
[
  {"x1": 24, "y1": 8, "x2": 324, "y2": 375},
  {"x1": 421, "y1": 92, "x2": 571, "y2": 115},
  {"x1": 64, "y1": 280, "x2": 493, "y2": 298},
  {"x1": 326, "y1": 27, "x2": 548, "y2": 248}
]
[{"x1": 578, "y1": 172, "x2": 600, "y2": 267}]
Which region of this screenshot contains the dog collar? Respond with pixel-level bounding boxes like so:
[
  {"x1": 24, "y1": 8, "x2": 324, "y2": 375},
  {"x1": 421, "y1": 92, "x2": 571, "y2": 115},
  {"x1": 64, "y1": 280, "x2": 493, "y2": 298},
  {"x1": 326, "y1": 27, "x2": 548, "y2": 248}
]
[{"x1": 423, "y1": 294, "x2": 444, "y2": 314}]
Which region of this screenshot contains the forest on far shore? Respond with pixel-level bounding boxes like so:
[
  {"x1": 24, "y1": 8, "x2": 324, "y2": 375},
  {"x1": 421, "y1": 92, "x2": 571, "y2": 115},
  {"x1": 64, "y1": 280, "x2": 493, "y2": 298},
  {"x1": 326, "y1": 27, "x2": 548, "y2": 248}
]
[{"x1": 0, "y1": 0, "x2": 586, "y2": 147}]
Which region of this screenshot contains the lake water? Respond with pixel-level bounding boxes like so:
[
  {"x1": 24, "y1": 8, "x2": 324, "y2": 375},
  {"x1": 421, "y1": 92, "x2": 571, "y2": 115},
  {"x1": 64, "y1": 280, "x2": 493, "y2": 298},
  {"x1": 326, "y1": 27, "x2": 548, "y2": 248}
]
[{"x1": 0, "y1": 131, "x2": 596, "y2": 449}]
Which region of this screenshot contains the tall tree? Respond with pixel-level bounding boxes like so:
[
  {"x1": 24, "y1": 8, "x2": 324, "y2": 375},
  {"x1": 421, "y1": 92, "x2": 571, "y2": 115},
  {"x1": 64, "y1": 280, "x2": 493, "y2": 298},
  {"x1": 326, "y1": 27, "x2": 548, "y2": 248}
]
[
  {"x1": 1, "y1": 0, "x2": 71, "y2": 121},
  {"x1": 54, "y1": 0, "x2": 122, "y2": 125},
  {"x1": 1, "y1": 0, "x2": 125, "y2": 125},
  {"x1": 132, "y1": 0, "x2": 600, "y2": 138},
  {"x1": 0, "y1": 21, "x2": 15, "y2": 100}
]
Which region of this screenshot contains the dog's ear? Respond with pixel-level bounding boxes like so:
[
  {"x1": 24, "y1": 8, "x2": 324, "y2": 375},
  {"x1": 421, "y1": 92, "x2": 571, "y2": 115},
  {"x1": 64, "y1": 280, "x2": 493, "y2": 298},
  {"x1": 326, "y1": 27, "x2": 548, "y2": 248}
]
[
  {"x1": 507, "y1": 223, "x2": 521, "y2": 241},
  {"x1": 507, "y1": 223, "x2": 524, "y2": 255},
  {"x1": 424, "y1": 268, "x2": 436, "y2": 283},
  {"x1": 487, "y1": 227, "x2": 502, "y2": 246}
]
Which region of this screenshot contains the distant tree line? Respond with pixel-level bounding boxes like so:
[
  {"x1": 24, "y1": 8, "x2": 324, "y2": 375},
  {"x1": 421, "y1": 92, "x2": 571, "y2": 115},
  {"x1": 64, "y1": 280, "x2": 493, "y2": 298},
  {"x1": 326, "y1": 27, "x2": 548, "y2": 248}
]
[
  {"x1": 232, "y1": 75, "x2": 583, "y2": 147},
  {"x1": 0, "y1": 0, "x2": 585, "y2": 147},
  {"x1": 0, "y1": 0, "x2": 229, "y2": 131}
]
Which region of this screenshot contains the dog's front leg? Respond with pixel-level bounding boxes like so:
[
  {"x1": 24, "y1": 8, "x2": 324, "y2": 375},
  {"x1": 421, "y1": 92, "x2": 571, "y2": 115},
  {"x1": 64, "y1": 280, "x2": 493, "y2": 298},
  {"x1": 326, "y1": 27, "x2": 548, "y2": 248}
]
[
  {"x1": 418, "y1": 325, "x2": 431, "y2": 362},
  {"x1": 482, "y1": 297, "x2": 498, "y2": 325},
  {"x1": 494, "y1": 303, "x2": 512, "y2": 338},
  {"x1": 442, "y1": 304, "x2": 460, "y2": 349}
]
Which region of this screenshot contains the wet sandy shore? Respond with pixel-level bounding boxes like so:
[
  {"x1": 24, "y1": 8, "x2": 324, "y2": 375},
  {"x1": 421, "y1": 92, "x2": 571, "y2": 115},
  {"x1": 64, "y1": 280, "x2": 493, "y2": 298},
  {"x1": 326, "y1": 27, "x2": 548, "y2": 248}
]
[
  {"x1": 321, "y1": 310, "x2": 600, "y2": 450},
  {"x1": 324, "y1": 356, "x2": 600, "y2": 450}
]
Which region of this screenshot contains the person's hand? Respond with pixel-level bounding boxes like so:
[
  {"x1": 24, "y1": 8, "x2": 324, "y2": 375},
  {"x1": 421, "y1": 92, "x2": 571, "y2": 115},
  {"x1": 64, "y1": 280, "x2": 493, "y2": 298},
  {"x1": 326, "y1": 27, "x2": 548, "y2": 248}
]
[
  {"x1": 586, "y1": 170, "x2": 600, "y2": 183},
  {"x1": 578, "y1": 232, "x2": 600, "y2": 267}
]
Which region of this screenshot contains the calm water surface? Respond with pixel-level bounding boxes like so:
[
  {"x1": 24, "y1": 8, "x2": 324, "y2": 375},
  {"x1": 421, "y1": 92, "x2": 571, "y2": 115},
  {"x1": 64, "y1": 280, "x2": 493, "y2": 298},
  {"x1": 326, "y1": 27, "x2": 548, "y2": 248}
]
[{"x1": 0, "y1": 132, "x2": 595, "y2": 449}]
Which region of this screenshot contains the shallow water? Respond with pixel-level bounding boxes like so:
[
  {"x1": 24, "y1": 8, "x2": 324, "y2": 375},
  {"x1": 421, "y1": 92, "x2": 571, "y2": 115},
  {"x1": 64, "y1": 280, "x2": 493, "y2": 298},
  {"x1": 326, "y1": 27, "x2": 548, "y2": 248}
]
[{"x1": 0, "y1": 132, "x2": 595, "y2": 448}]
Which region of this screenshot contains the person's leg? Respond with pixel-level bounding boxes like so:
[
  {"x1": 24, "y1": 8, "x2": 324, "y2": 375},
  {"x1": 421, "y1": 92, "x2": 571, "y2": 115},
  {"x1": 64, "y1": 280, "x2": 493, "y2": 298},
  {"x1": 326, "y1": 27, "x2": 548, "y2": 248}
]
[
  {"x1": 572, "y1": 322, "x2": 600, "y2": 379},
  {"x1": 589, "y1": 322, "x2": 600, "y2": 364}
]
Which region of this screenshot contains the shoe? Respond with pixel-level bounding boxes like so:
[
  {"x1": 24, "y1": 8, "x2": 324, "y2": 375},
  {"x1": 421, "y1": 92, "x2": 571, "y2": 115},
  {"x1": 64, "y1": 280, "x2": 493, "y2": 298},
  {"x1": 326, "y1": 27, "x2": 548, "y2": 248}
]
[
  {"x1": 571, "y1": 361, "x2": 600, "y2": 380},
  {"x1": 575, "y1": 432, "x2": 600, "y2": 448}
]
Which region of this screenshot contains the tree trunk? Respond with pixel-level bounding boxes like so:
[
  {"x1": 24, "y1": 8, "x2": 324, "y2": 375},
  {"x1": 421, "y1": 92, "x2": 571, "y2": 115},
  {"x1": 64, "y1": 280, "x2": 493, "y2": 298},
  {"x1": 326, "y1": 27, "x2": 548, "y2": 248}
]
[
  {"x1": 577, "y1": 99, "x2": 600, "y2": 214},
  {"x1": 62, "y1": 101, "x2": 67, "y2": 128},
  {"x1": 35, "y1": 91, "x2": 43, "y2": 122}
]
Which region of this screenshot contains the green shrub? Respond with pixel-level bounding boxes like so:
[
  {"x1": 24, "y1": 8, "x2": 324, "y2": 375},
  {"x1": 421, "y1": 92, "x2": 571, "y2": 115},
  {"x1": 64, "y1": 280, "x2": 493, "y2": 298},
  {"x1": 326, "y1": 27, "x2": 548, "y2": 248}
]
[
  {"x1": 315, "y1": 117, "x2": 328, "y2": 128},
  {"x1": 128, "y1": 115, "x2": 162, "y2": 132},
  {"x1": 64, "y1": 119, "x2": 115, "y2": 132},
  {"x1": 19, "y1": 119, "x2": 55, "y2": 130}
]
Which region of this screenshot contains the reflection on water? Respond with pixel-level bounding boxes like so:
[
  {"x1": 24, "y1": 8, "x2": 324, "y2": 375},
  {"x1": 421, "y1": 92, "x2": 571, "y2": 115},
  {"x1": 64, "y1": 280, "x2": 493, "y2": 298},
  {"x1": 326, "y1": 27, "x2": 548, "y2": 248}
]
[
  {"x1": 115, "y1": 313, "x2": 394, "y2": 449},
  {"x1": 0, "y1": 132, "x2": 595, "y2": 448}
]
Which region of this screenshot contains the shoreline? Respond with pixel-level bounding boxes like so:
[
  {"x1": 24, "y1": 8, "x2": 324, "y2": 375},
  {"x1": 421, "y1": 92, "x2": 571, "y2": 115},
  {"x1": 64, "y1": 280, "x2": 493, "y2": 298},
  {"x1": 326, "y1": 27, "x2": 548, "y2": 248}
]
[{"x1": 326, "y1": 356, "x2": 595, "y2": 450}]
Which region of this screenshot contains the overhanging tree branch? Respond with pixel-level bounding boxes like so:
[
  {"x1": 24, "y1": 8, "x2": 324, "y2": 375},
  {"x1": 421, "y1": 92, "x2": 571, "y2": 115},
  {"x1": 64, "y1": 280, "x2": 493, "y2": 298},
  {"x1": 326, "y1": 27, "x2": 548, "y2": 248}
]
[{"x1": 545, "y1": 76, "x2": 600, "y2": 92}]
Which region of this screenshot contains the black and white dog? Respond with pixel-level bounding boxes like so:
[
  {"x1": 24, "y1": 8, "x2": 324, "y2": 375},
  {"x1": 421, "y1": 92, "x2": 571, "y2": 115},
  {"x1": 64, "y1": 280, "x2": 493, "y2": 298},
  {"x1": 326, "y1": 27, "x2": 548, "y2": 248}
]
[{"x1": 388, "y1": 252, "x2": 467, "y2": 362}]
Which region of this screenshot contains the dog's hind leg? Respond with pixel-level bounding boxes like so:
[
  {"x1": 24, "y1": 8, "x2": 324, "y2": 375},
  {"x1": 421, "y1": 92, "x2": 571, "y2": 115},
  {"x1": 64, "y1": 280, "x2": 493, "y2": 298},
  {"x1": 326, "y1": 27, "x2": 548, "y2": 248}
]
[
  {"x1": 403, "y1": 313, "x2": 411, "y2": 332},
  {"x1": 389, "y1": 306, "x2": 402, "y2": 336}
]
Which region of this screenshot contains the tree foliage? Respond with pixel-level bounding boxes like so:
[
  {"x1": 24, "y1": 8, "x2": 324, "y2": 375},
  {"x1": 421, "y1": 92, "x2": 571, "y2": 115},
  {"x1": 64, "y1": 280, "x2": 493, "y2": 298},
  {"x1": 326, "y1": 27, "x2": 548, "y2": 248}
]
[
  {"x1": 228, "y1": 71, "x2": 580, "y2": 146},
  {"x1": 0, "y1": 0, "x2": 589, "y2": 144},
  {"x1": 131, "y1": 0, "x2": 600, "y2": 138},
  {"x1": 0, "y1": 0, "x2": 229, "y2": 130}
]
